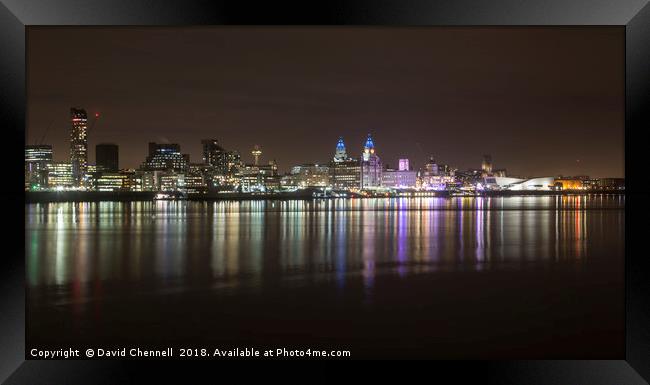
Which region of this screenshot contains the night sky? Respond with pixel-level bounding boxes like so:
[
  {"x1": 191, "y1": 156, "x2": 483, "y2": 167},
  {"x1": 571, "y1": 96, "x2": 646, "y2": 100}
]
[{"x1": 27, "y1": 27, "x2": 624, "y2": 177}]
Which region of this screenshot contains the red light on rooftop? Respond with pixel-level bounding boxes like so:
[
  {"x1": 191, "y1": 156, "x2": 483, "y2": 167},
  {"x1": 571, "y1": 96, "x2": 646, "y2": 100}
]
[{"x1": 95, "y1": 113, "x2": 100, "y2": 118}]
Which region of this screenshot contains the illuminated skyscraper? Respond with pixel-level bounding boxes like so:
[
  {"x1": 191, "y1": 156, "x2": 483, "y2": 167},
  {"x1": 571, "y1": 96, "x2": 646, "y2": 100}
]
[
  {"x1": 360, "y1": 134, "x2": 382, "y2": 189},
  {"x1": 70, "y1": 108, "x2": 88, "y2": 186},
  {"x1": 398, "y1": 158, "x2": 410, "y2": 171}
]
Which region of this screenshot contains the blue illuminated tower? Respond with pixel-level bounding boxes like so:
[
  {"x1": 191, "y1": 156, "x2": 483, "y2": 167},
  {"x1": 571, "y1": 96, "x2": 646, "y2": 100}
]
[
  {"x1": 333, "y1": 137, "x2": 348, "y2": 162},
  {"x1": 360, "y1": 133, "x2": 382, "y2": 189},
  {"x1": 362, "y1": 134, "x2": 375, "y2": 161}
]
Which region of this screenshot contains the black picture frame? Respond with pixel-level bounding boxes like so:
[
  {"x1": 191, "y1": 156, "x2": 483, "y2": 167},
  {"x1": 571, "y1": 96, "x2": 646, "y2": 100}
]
[{"x1": 2, "y1": 0, "x2": 649, "y2": 383}]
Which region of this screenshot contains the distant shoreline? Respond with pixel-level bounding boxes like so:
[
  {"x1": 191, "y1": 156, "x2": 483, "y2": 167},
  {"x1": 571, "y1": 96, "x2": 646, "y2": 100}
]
[{"x1": 25, "y1": 190, "x2": 625, "y2": 203}]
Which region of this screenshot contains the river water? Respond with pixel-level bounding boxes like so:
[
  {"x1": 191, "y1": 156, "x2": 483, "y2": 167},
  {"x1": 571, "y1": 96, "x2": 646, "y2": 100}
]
[{"x1": 26, "y1": 195, "x2": 625, "y2": 358}]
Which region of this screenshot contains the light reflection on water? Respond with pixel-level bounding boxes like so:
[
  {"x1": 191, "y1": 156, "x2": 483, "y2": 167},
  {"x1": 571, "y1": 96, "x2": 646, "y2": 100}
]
[{"x1": 26, "y1": 195, "x2": 624, "y2": 304}]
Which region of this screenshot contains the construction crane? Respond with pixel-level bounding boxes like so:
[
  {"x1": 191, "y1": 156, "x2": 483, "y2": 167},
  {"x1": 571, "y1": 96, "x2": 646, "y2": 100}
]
[
  {"x1": 34, "y1": 111, "x2": 101, "y2": 145},
  {"x1": 37, "y1": 120, "x2": 54, "y2": 145}
]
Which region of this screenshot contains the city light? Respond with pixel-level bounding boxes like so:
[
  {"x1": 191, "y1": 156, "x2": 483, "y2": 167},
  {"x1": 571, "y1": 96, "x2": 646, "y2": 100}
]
[{"x1": 25, "y1": 107, "x2": 625, "y2": 197}]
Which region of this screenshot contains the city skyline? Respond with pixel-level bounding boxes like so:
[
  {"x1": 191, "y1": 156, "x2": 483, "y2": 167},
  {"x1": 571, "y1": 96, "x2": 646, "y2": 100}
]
[
  {"x1": 27, "y1": 122, "x2": 618, "y2": 180},
  {"x1": 27, "y1": 27, "x2": 624, "y2": 177}
]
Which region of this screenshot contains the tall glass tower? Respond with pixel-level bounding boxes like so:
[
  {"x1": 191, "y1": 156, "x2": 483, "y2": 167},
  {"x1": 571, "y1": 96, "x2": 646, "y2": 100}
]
[{"x1": 70, "y1": 107, "x2": 88, "y2": 186}]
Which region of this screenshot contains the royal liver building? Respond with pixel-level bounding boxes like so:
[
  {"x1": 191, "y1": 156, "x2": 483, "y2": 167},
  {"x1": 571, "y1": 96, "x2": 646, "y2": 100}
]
[{"x1": 360, "y1": 134, "x2": 382, "y2": 189}]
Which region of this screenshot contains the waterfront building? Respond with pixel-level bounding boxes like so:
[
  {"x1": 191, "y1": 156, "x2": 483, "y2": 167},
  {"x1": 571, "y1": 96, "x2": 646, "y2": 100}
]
[
  {"x1": 185, "y1": 174, "x2": 206, "y2": 194},
  {"x1": 328, "y1": 137, "x2": 360, "y2": 189},
  {"x1": 580, "y1": 178, "x2": 600, "y2": 190},
  {"x1": 285, "y1": 163, "x2": 330, "y2": 188},
  {"x1": 261, "y1": 160, "x2": 280, "y2": 191},
  {"x1": 82, "y1": 164, "x2": 99, "y2": 191},
  {"x1": 95, "y1": 172, "x2": 129, "y2": 192},
  {"x1": 382, "y1": 168, "x2": 417, "y2": 189},
  {"x1": 419, "y1": 174, "x2": 456, "y2": 190},
  {"x1": 123, "y1": 171, "x2": 143, "y2": 192},
  {"x1": 159, "y1": 171, "x2": 186, "y2": 192},
  {"x1": 136, "y1": 170, "x2": 157, "y2": 192},
  {"x1": 70, "y1": 108, "x2": 88, "y2": 186},
  {"x1": 360, "y1": 134, "x2": 382, "y2": 189},
  {"x1": 483, "y1": 176, "x2": 555, "y2": 191},
  {"x1": 554, "y1": 177, "x2": 585, "y2": 190},
  {"x1": 454, "y1": 169, "x2": 482, "y2": 187},
  {"x1": 205, "y1": 173, "x2": 232, "y2": 191},
  {"x1": 141, "y1": 142, "x2": 189, "y2": 172},
  {"x1": 329, "y1": 159, "x2": 360, "y2": 189},
  {"x1": 239, "y1": 166, "x2": 264, "y2": 192},
  {"x1": 383, "y1": 158, "x2": 416, "y2": 189},
  {"x1": 238, "y1": 160, "x2": 279, "y2": 192},
  {"x1": 433, "y1": 175, "x2": 456, "y2": 190},
  {"x1": 25, "y1": 145, "x2": 53, "y2": 190},
  {"x1": 46, "y1": 162, "x2": 74, "y2": 190},
  {"x1": 186, "y1": 163, "x2": 208, "y2": 194},
  {"x1": 598, "y1": 178, "x2": 625, "y2": 190},
  {"x1": 96, "y1": 143, "x2": 119, "y2": 172},
  {"x1": 418, "y1": 156, "x2": 455, "y2": 190}
]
